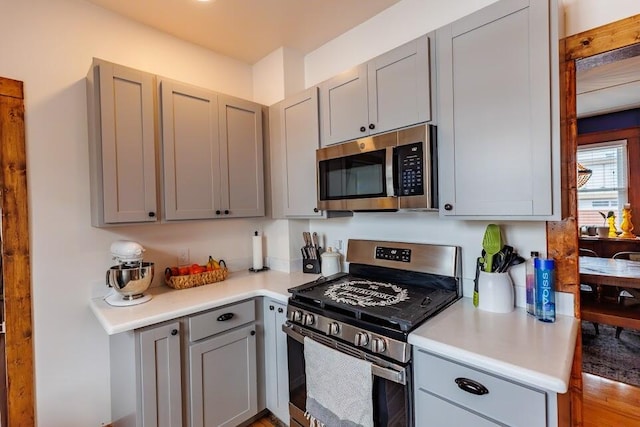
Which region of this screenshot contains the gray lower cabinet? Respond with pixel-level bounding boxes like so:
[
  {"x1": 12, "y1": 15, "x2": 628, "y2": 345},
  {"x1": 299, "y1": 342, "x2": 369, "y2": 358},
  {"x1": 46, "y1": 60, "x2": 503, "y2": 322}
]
[
  {"x1": 414, "y1": 349, "x2": 556, "y2": 427},
  {"x1": 160, "y1": 80, "x2": 265, "y2": 220},
  {"x1": 319, "y1": 34, "x2": 431, "y2": 146},
  {"x1": 263, "y1": 299, "x2": 289, "y2": 423},
  {"x1": 87, "y1": 58, "x2": 158, "y2": 226},
  {"x1": 436, "y1": 0, "x2": 560, "y2": 219},
  {"x1": 187, "y1": 300, "x2": 258, "y2": 427},
  {"x1": 110, "y1": 321, "x2": 183, "y2": 427}
]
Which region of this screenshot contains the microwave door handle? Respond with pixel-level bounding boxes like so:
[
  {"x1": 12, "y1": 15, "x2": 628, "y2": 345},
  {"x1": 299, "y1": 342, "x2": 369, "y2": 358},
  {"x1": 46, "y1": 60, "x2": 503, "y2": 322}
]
[{"x1": 386, "y1": 147, "x2": 396, "y2": 197}]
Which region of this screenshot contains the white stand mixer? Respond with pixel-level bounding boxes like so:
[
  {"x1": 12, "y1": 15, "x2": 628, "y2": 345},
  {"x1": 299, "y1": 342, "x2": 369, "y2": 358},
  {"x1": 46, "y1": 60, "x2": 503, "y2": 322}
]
[{"x1": 105, "y1": 240, "x2": 154, "y2": 307}]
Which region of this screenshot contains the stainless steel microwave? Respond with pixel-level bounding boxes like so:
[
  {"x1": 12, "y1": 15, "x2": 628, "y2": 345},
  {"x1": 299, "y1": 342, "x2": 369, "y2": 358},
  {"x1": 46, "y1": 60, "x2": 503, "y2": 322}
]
[{"x1": 316, "y1": 124, "x2": 437, "y2": 211}]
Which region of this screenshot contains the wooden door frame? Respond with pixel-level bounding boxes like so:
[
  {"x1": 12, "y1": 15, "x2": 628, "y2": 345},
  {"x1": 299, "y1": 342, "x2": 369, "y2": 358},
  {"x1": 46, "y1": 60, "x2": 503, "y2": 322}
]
[
  {"x1": 548, "y1": 14, "x2": 640, "y2": 427},
  {"x1": 0, "y1": 77, "x2": 35, "y2": 425}
]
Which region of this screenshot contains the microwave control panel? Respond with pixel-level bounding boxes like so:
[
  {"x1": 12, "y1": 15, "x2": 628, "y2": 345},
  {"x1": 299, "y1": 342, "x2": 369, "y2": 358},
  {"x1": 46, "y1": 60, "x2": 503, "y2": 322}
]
[{"x1": 396, "y1": 142, "x2": 424, "y2": 196}]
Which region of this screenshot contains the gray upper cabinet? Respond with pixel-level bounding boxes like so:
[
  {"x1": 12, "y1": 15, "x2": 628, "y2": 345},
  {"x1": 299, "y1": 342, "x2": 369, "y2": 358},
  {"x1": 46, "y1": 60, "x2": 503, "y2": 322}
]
[
  {"x1": 320, "y1": 35, "x2": 431, "y2": 147},
  {"x1": 160, "y1": 80, "x2": 264, "y2": 220},
  {"x1": 87, "y1": 58, "x2": 158, "y2": 226},
  {"x1": 270, "y1": 88, "x2": 324, "y2": 218},
  {"x1": 437, "y1": 0, "x2": 560, "y2": 219},
  {"x1": 161, "y1": 80, "x2": 221, "y2": 220},
  {"x1": 219, "y1": 95, "x2": 265, "y2": 218}
]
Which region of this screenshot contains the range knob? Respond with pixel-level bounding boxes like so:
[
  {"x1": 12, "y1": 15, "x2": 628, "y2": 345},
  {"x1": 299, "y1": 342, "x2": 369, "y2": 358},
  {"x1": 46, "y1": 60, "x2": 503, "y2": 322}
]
[
  {"x1": 371, "y1": 337, "x2": 387, "y2": 354},
  {"x1": 303, "y1": 313, "x2": 315, "y2": 326},
  {"x1": 354, "y1": 332, "x2": 370, "y2": 347},
  {"x1": 327, "y1": 322, "x2": 340, "y2": 336},
  {"x1": 290, "y1": 310, "x2": 303, "y2": 323}
]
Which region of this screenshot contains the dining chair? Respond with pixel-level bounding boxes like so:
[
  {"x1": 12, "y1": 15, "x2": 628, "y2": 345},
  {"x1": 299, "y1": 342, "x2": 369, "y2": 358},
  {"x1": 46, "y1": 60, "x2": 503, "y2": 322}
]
[
  {"x1": 579, "y1": 248, "x2": 601, "y2": 334},
  {"x1": 611, "y1": 251, "x2": 640, "y2": 338}
]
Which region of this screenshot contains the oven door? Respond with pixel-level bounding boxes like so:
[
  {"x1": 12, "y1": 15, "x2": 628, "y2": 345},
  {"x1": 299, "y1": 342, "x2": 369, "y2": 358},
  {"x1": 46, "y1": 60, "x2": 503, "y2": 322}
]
[{"x1": 283, "y1": 323, "x2": 413, "y2": 427}]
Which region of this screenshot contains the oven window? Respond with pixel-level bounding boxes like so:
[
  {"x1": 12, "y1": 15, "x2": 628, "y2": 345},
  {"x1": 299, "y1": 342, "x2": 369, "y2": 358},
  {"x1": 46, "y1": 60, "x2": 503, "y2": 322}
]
[{"x1": 319, "y1": 150, "x2": 386, "y2": 200}]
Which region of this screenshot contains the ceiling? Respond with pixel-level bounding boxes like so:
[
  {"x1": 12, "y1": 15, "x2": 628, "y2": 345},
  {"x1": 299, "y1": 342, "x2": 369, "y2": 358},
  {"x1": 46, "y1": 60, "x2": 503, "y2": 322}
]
[
  {"x1": 84, "y1": 0, "x2": 401, "y2": 64},
  {"x1": 577, "y1": 53, "x2": 640, "y2": 118}
]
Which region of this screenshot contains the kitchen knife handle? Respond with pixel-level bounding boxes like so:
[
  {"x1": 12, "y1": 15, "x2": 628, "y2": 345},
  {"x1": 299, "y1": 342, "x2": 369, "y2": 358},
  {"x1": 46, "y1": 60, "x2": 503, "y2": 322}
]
[{"x1": 455, "y1": 377, "x2": 489, "y2": 396}]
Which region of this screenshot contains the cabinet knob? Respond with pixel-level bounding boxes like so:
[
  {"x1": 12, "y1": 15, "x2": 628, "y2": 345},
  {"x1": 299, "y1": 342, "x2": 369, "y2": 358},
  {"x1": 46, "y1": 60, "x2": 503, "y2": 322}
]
[
  {"x1": 216, "y1": 210, "x2": 221, "y2": 215},
  {"x1": 369, "y1": 123, "x2": 375, "y2": 130},
  {"x1": 313, "y1": 208, "x2": 319, "y2": 213},
  {"x1": 278, "y1": 307, "x2": 284, "y2": 313},
  {"x1": 250, "y1": 330, "x2": 256, "y2": 336},
  {"x1": 148, "y1": 212, "x2": 156, "y2": 218},
  {"x1": 455, "y1": 377, "x2": 489, "y2": 396},
  {"x1": 224, "y1": 210, "x2": 230, "y2": 215},
  {"x1": 269, "y1": 305, "x2": 274, "y2": 311},
  {"x1": 444, "y1": 203, "x2": 453, "y2": 211},
  {"x1": 360, "y1": 126, "x2": 366, "y2": 132},
  {"x1": 171, "y1": 329, "x2": 178, "y2": 336}
]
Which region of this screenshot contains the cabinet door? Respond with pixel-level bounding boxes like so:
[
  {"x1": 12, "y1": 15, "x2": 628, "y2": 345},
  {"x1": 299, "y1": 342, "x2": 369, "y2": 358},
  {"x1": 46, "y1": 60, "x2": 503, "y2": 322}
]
[
  {"x1": 89, "y1": 59, "x2": 157, "y2": 225},
  {"x1": 139, "y1": 322, "x2": 183, "y2": 427},
  {"x1": 189, "y1": 324, "x2": 257, "y2": 427},
  {"x1": 368, "y1": 35, "x2": 431, "y2": 135},
  {"x1": 160, "y1": 80, "x2": 221, "y2": 220},
  {"x1": 437, "y1": 0, "x2": 554, "y2": 218},
  {"x1": 319, "y1": 64, "x2": 369, "y2": 146},
  {"x1": 219, "y1": 95, "x2": 265, "y2": 218},
  {"x1": 281, "y1": 88, "x2": 323, "y2": 217},
  {"x1": 263, "y1": 300, "x2": 289, "y2": 423}
]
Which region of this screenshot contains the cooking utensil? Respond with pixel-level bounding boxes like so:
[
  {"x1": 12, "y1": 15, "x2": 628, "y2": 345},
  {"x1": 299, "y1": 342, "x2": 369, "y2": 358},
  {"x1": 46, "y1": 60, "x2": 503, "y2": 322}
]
[
  {"x1": 494, "y1": 245, "x2": 514, "y2": 272},
  {"x1": 312, "y1": 232, "x2": 320, "y2": 250},
  {"x1": 473, "y1": 257, "x2": 482, "y2": 307},
  {"x1": 482, "y1": 224, "x2": 502, "y2": 273}
]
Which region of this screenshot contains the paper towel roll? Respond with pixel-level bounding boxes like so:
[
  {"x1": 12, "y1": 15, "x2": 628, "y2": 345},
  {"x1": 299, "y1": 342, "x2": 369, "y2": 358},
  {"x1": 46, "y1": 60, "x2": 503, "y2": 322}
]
[{"x1": 252, "y1": 232, "x2": 263, "y2": 271}]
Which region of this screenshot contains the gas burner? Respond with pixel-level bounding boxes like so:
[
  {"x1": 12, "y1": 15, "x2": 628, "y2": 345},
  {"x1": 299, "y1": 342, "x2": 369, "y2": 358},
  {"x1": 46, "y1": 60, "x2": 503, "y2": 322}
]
[{"x1": 324, "y1": 280, "x2": 410, "y2": 307}]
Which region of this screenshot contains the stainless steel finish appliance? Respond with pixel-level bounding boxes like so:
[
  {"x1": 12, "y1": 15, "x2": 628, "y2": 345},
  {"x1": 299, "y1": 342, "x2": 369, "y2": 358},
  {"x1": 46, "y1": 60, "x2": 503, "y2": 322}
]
[
  {"x1": 284, "y1": 239, "x2": 461, "y2": 427},
  {"x1": 316, "y1": 124, "x2": 437, "y2": 212},
  {"x1": 105, "y1": 240, "x2": 154, "y2": 306}
]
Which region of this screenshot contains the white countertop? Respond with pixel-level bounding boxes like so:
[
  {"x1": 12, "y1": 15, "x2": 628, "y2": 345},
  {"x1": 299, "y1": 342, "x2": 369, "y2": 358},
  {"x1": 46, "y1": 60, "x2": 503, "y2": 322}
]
[
  {"x1": 91, "y1": 271, "x2": 578, "y2": 394},
  {"x1": 408, "y1": 298, "x2": 579, "y2": 394},
  {"x1": 90, "y1": 269, "x2": 317, "y2": 335}
]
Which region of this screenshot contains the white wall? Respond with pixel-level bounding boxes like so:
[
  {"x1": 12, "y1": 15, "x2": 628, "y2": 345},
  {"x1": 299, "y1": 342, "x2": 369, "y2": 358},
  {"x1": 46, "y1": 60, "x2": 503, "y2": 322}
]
[
  {"x1": 1, "y1": 0, "x2": 639, "y2": 424},
  {"x1": 0, "y1": 0, "x2": 268, "y2": 425},
  {"x1": 563, "y1": 0, "x2": 640, "y2": 36}
]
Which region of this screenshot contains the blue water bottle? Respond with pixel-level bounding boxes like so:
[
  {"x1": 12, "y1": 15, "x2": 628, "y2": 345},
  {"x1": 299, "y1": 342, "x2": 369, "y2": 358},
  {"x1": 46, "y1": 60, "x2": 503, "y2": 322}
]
[{"x1": 535, "y1": 258, "x2": 556, "y2": 323}]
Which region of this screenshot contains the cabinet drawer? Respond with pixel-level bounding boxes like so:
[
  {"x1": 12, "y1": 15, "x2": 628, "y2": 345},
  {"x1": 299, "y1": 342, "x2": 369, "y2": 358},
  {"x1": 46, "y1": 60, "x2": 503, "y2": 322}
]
[
  {"x1": 415, "y1": 388, "x2": 500, "y2": 426},
  {"x1": 414, "y1": 350, "x2": 546, "y2": 427},
  {"x1": 189, "y1": 299, "x2": 255, "y2": 342}
]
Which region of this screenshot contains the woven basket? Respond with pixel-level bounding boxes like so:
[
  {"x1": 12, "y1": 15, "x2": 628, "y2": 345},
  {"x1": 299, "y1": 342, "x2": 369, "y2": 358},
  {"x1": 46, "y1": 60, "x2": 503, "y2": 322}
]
[{"x1": 165, "y1": 268, "x2": 229, "y2": 290}]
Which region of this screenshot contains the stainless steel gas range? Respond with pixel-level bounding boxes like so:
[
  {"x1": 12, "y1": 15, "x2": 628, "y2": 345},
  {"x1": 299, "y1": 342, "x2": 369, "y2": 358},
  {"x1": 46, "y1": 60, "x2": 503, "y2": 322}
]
[{"x1": 283, "y1": 239, "x2": 462, "y2": 427}]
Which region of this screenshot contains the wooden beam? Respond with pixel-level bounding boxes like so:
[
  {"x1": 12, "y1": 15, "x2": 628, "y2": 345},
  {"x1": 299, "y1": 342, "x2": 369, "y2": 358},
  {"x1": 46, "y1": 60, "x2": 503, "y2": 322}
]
[
  {"x1": 565, "y1": 14, "x2": 640, "y2": 60},
  {"x1": 0, "y1": 76, "x2": 35, "y2": 426}
]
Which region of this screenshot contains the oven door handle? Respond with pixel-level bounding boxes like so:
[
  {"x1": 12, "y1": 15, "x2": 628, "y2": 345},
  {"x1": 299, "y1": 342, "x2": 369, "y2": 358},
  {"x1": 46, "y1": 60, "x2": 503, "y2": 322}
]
[{"x1": 283, "y1": 323, "x2": 407, "y2": 385}]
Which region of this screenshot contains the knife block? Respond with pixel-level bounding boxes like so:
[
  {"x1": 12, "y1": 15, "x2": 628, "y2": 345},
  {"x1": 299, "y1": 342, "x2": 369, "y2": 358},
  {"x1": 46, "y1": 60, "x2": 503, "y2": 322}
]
[{"x1": 303, "y1": 258, "x2": 321, "y2": 274}]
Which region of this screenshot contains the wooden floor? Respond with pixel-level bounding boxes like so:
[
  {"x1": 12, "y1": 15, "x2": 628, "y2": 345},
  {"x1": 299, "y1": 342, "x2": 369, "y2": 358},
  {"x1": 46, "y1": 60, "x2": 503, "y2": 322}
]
[
  {"x1": 583, "y1": 373, "x2": 640, "y2": 427},
  {"x1": 248, "y1": 415, "x2": 279, "y2": 427}
]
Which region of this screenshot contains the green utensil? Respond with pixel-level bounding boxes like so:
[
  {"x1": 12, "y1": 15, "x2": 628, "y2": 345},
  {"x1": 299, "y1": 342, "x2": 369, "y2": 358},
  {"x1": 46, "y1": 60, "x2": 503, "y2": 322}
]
[
  {"x1": 482, "y1": 224, "x2": 502, "y2": 273},
  {"x1": 473, "y1": 257, "x2": 482, "y2": 307}
]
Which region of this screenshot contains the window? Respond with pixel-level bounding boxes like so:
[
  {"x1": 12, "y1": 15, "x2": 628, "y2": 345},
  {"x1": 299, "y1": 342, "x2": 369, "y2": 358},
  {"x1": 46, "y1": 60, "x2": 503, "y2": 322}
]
[{"x1": 577, "y1": 140, "x2": 628, "y2": 228}]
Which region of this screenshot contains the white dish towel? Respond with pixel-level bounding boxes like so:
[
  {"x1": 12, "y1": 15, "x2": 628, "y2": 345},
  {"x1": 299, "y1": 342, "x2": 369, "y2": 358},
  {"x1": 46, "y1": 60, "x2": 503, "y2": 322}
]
[{"x1": 304, "y1": 337, "x2": 374, "y2": 427}]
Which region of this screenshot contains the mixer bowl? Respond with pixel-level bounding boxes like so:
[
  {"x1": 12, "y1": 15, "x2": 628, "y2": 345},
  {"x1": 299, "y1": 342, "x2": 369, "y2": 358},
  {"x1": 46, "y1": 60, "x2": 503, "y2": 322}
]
[{"x1": 107, "y1": 262, "x2": 154, "y2": 300}]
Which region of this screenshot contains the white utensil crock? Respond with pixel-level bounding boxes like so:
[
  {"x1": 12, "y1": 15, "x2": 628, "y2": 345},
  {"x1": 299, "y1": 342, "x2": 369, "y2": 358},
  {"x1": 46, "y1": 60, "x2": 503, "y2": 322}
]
[
  {"x1": 477, "y1": 271, "x2": 514, "y2": 313},
  {"x1": 321, "y1": 249, "x2": 341, "y2": 277}
]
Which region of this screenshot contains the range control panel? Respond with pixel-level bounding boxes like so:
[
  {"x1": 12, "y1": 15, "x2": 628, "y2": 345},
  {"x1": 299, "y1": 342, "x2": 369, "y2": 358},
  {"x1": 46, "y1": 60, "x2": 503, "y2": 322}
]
[{"x1": 375, "y1": 246, "x2": 411, "y2": 263}]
